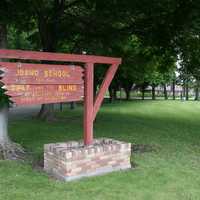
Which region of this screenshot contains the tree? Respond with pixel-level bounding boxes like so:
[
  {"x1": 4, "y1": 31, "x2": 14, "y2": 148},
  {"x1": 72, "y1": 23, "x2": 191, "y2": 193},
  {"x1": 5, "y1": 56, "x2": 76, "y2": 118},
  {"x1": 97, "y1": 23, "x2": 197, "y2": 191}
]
[
  {"x1": 0, "y1": 0, "x2": 30, "y2": 159},
  {"x1": 27, "y1": 0, "x2": 131, "y2": 119},
  {"x1": 179, "y1": 33, "x2": 200, "y2": 101},
  {"x1": 115, "y1": 35, "x2": 153, "y2": 100},
  {"x1": 0, "y1": 24, "x2": 26, "y2": 160}
]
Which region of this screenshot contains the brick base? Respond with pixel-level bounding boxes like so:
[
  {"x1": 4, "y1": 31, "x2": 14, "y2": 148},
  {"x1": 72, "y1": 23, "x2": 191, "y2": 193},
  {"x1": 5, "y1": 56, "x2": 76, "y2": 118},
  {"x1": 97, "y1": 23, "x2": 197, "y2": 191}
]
[{"x1": 44, "y1": 138, "x2": 131, "y2": 181}]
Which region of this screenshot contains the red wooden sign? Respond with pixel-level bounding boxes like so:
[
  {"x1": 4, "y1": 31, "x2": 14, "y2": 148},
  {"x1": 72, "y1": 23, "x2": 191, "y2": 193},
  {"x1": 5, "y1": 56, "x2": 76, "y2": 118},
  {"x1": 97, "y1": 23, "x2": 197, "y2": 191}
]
[
  {"x1": 4, "y1": 84, "x2": 83, "y2": 97},
  {"x1": 4, "y1": 84, "x2": 83, "y2": 105},
  {"x1": 0, "y1": 49, "x2": 122, "y2": 145},
  {"x1": 0, "y1": 62, "x2": 83, "y2": 85},
  {"x1": 5, "y1": 85, "x2": 83, "y2": 105},
  {"x1": 0, "y1": 61, "x2": 84, "y2": 105}
]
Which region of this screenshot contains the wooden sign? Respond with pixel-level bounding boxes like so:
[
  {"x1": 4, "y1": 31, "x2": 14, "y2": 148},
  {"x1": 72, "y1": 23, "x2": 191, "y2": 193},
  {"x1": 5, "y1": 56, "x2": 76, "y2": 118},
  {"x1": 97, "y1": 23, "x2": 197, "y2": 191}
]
[
  {"x1": 3, "y1": 84, "x2": 83, "y2": 105},
  {"x1": 9, "y1": 84, "x2": 83, "y2": 105},
  {"x1": 0, "y1": 49, "x2": 122, "y2": 145},
  {"x1": 0, "y1": 62, "x2": 84, "y2": 105},
  {"x1": 0, "y1": 62, "x2": 83, "y2": 85},
  {"x1": 4, "y1": 84, "x2": 83, "y2": 97}
]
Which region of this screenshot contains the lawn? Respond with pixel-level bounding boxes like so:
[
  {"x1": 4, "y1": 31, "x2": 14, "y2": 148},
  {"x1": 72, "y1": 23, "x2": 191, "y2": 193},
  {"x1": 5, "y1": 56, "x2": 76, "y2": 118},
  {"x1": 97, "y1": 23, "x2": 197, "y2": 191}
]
[{"x1": 0, "y1": 100, "x2": 200, "y2": 200}]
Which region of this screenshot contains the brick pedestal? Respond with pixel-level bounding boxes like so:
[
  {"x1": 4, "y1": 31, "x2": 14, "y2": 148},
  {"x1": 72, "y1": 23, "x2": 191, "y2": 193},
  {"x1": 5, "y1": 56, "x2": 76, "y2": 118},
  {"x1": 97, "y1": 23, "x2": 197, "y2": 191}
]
[{"x1": 44, "y1": 138, "x2": 131, "y2": 181}]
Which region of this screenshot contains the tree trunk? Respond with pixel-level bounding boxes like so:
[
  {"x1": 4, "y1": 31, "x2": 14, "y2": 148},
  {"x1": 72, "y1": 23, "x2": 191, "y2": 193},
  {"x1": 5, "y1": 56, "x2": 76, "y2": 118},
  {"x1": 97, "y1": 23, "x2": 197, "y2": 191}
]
[
  {"x1": 37, "y1": 104, "x2": 55, "y2": 121},
  {"x1": 172, "y1": 80, "x2": 175, "y2": 100},
  {"x1": 185, "y1": 82, "x2": 189, "y2": 101},
  {"x1": 142, "y1": 90, "x2": 145, "y2": 100},
  {"x1": 195, "y1": 87, "x2": 199, "y2": 101},
  {"x1": 194, "y1": 79, "x2": 200, "y2": 101},
  {"x1": 0, "y1": 24, "x2": 7, "y2": 48},
  {"x1": 0, "y1": 107, "x2": 9, "y2": 143},
  {"x1": 69, "y1": 102, "x2": 76, "y2": 109},
  {"x1": 119, "y1": 87, "x2": 122, "y2": 101},
  {"x1": 123, "y1": 82, "x2": 133, "y2": 101},
  {"x1": 124, "y1": 88, "x2": 131, "y2": 100},
  {"x1": 113, "y1": 88, "x2": 117, "y2": 100},
  {"x1": 59, "y1": 103, "x2": 63, "y2": 111},
  {"x1": 37, "y1": 16, "x2": 57, "y2": 120},
  {"x1": 0, "y1": 105, "x2": 25, "y2": 160},
  {"x1": 163, "y1": 84, "x2": 168, "y2": 100},
  {"x1": 0, "y1": 24, "x2": 25, "y2": 160},
  {"x1": 108, "y1": 86, "x2": 114, "y2": 103},
  {"x1": 141, "y1": 85, "x2": 145, "y2": 100},
  {"x1": 183, "y1": 84, "x2": 186, "y2": 98},
  {"x1": 152, "y1": 85, "x2": 156, "y2": 100},
  {"x1": 0, "y1": 24, "x2": 9, "y2": 143}
]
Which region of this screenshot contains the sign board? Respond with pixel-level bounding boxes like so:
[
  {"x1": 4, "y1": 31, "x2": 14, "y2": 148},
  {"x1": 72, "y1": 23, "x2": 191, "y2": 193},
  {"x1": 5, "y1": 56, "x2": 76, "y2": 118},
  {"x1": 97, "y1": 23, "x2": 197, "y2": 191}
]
[
  {"x1": 0, "y1": 62, "x2": 83, "y2": 84},
  {"x1": 5, "y1": 84, "x2": 83, "y2": 105},
  {"x1": 0, "y1": 62, "x2": 84, "y2": 105}
]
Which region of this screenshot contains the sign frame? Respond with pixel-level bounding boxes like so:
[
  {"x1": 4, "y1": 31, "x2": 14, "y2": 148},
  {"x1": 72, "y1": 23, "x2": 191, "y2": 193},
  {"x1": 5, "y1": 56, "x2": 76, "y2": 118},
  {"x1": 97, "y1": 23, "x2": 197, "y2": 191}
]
[{"x1": 0, "y1": 49, "x2": 121, "y2": 145}]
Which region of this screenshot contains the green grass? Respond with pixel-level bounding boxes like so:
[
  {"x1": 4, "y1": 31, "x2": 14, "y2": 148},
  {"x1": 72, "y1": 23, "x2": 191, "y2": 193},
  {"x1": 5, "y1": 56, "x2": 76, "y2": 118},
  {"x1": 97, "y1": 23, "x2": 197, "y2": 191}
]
[{"x1": 0, "y1": 100, "x2": 200, "y2": 200}]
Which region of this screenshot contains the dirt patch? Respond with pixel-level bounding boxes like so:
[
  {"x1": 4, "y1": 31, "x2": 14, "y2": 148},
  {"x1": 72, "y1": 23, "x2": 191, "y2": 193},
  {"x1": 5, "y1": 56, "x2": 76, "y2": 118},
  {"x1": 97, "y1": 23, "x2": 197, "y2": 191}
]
[
  {"x1": 32, "y1": 158, "x2": 44, "y2": 172},
  {"x1": 131, "y1": 144, "x2": 160, "y2": 154}
]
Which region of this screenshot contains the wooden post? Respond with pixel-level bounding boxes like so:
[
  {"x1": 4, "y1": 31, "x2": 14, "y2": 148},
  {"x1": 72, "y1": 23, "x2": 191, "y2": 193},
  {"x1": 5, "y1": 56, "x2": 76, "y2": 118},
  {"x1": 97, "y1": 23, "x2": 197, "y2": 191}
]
[{"x1": 84, "y1": 63, "x2": 94, "y2": 145}]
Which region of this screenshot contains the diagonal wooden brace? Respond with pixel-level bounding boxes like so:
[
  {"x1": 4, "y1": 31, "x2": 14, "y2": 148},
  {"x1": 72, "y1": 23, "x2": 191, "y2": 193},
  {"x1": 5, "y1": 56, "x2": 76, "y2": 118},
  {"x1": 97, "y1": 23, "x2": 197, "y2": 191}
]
[
  {"x1": 84, "y1": 63, "x2": 120, "y2": 145},
  {"x1": 93, "y1": 64, "x2": 119, "y2": 120}
]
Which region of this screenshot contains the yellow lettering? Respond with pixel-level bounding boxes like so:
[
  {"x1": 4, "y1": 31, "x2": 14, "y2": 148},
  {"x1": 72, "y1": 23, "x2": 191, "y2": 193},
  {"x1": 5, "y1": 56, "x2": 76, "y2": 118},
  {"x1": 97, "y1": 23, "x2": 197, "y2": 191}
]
[
  {"x1": 57, "y1": 85, "x2": 77, "y2": 92},
  {"x1": 17, "y1": 69, "x2": 38, "y2": 76},
  {"x1": 44, "y1": 70, "x2": 48, "y2": 77}
]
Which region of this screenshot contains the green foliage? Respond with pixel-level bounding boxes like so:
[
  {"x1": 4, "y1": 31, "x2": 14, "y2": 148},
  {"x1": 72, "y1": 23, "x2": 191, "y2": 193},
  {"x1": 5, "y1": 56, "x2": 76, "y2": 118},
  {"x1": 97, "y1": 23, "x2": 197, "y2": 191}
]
[
  {"x1": 7, "y1": 26, "x2": 34, "y2": 50},
  {"x1": 1, "y1": 0, "x2": 200, "y2": 98},
  {"x1": 0, "y1": 26, "x2": 35, "y2": 108},
  {"x1": 0, "y1": 88, "x2": 9, "y2": 108},
  {"x1": 179, "y1": 34, "x2": 200, "y2": 80},
  {"x1": 119, "y1": 36, "x2": 150, "y2": 84}
]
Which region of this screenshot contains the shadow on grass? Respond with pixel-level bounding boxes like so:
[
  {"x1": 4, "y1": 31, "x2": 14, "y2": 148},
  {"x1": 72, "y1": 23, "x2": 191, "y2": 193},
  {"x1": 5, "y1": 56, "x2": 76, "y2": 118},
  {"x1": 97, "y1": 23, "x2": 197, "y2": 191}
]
[{"x1": 8, "y1": 101, "x2": 200, "y2": 160}]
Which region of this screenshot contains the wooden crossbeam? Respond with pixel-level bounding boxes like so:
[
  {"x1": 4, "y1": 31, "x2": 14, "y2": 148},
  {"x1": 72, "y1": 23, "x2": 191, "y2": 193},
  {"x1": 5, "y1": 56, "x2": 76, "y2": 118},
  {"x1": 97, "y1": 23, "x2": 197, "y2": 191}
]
[{"x1": 0, "y1": 49, "x2": 121, "y2": 64}]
